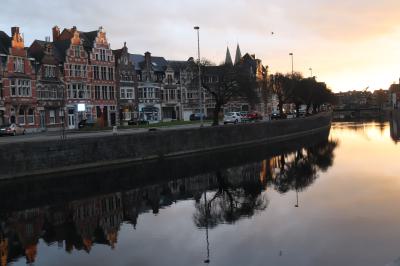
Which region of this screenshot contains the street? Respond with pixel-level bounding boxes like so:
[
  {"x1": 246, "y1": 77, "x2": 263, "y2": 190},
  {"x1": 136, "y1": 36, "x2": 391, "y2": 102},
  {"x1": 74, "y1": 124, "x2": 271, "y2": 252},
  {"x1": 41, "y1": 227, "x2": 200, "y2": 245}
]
[{"x1": 0, "y1": 122, "x2": 213, "y2": 145}]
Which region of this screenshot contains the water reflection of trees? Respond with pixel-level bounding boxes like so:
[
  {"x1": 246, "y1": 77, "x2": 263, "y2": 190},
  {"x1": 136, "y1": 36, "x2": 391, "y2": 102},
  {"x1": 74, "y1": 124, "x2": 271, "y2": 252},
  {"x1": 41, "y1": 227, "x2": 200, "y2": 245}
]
[
  {"x1": 268, "y1": 140, "x2": 338, "y2": 194},
  {"x1": 193, "y1": 139, "x2": 338, "y2": 230},
  {"x1": 194, "y1": 170, "x2": 269, "y2": 229}
]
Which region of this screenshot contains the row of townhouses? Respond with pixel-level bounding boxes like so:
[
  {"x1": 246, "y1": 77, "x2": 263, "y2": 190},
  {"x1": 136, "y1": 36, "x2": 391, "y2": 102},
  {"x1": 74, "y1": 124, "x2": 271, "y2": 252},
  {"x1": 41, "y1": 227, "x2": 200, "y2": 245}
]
[{"x1": 0, "y1": 26, "x2": 273, "y2": 131}]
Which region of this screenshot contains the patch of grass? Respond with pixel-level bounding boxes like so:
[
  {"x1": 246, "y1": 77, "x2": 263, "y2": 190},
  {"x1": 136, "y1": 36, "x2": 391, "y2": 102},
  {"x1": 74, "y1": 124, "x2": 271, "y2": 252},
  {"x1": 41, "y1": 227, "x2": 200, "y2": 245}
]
[{"x1": 78, "y1": 120, "x2": 212, "y2": 132}]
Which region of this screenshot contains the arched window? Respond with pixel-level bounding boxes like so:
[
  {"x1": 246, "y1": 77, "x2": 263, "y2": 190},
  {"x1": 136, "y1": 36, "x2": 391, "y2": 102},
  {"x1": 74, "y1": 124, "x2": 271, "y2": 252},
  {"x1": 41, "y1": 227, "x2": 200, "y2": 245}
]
[
  {"x1": 27, "y1": 108, "x2": 34, "y2": 125},
  {"x1": 18, "y1": 108, "x2": 25, "y2": 125}
]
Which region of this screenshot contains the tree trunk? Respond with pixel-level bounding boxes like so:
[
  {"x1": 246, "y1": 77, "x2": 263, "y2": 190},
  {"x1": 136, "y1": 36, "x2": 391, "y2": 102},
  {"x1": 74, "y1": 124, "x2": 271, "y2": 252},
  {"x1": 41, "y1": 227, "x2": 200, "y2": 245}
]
[
  {"x1": 295, "y1": 103, "x2": 300, "y2": 118},
  {"x1": 278, "y1": 100, "x2": 284, "y2": 115},
  {"x1": 212, "y1": 102, "x2": 222, "y2": 126}
]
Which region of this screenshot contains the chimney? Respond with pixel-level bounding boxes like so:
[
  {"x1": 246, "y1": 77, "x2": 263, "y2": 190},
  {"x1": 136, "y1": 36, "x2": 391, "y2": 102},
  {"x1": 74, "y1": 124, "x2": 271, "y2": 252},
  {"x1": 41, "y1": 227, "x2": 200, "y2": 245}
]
[
  {"x1": 11, "y1": 27, "x2": 19, "y2": 37},
  {"x1": 144, "y1": 51, "x2": 151, "y2": 69},
  {"x1": 52, "y1": 26, "x2": 60, "y2": 41}
]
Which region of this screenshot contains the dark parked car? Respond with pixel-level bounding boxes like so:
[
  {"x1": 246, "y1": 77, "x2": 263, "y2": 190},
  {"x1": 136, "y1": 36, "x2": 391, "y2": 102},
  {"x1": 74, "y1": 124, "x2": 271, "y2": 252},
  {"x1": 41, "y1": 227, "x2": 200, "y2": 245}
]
[
  {"x1": 0, "y1": 123, "x2": 25, "y2": 136},
  {"x1": 128, "y1": 119, "x2": 149, "y2": 126},
  {"x1": 78, "y1": 119, "x2": 96, "y2": 129},
  {"x1": 270, "y1": 113, "x2": 287, "y2": 120},
  {"x1": 190, "y1": 113, "x2": 206, "y2": 121}
]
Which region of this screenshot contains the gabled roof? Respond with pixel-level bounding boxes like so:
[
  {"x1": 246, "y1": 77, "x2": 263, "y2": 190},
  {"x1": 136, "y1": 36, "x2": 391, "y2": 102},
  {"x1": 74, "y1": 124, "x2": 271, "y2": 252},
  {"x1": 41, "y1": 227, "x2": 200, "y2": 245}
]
[
  {"x1": 166, "y1": 60, "x2": 189, "y2": 72},
  {"x1": 53, "y1": 39, "x2": 71, "y2": 63},
  {"x1": 79, "y1": 30, "x2": 98, "y2": 52},
  {"x1": 0, "y1": 30, "x2": 11, "y2": 55},
  {"x1": 28, "y1": 40, "x2": 59, "y2": 65}
]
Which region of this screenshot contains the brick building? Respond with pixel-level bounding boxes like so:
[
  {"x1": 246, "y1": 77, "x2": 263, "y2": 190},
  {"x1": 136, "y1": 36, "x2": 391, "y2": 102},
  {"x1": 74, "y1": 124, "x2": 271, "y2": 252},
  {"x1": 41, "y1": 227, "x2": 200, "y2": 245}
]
[
  {"x1": 28, "y1": 39, "x2": 65, "y2": 130},
  {"x1": 80, "y1": 27, "x2": 117, "y2": 127},
  {"x1": 113, "y1": 42, "x2": 137, "y2": 125},
  {"x1": 0, "y1": 27, "x2": 38, "y2": 131},
  {"x1": 52, "y1": 26, "x2": 92, "y2": 129}
]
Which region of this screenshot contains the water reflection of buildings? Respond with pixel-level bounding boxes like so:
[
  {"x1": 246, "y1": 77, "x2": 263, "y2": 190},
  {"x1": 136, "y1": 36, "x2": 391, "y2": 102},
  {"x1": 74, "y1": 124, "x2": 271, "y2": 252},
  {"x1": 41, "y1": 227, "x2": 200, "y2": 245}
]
[
  {"x1": 390, "y1": 113, "x2": 400, "y2": 142},
  {"x1": 0, "y1": 139, "x2": 337, "y2": 265}
]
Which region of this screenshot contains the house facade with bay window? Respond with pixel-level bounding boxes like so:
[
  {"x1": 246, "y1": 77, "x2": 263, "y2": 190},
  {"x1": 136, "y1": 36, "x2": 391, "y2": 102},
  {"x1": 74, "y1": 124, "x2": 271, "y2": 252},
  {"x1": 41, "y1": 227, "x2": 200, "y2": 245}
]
[
  {"x1": 131, "y1": 52, "x2": 163, "y2": 123},
  {"x1": 28, "y1": 39, "x2": 65, "y2": 131},
  {"x1": 113, "y1": 42, "x2": 137, "y2": 125}
]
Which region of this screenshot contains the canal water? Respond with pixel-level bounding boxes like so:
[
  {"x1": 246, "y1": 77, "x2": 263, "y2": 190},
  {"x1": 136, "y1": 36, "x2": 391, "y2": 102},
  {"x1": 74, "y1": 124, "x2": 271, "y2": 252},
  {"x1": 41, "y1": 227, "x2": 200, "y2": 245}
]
[{"x1": 1, "y1": 121, "x2": 400, "y2": 266}]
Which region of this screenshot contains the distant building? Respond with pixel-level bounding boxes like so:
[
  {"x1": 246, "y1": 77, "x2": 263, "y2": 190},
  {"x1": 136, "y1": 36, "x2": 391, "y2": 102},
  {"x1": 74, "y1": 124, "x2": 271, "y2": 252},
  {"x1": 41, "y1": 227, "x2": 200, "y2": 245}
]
[{"x1": 389, "y1": 83, "x2": 400, "y2": 109}]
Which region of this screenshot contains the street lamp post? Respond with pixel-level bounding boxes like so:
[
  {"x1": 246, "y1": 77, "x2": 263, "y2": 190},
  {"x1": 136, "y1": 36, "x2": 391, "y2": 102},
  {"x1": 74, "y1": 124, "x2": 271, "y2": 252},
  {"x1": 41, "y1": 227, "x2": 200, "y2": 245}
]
[
  {"x1": 289, "y1": 53, "x2": 294, "y2": 76},
  {"x1": 194, "y1": 26, "x2": 203, "y2": 127},
  {"x1": 309, "y1": 67, "x2": 313, "y2": 78}
]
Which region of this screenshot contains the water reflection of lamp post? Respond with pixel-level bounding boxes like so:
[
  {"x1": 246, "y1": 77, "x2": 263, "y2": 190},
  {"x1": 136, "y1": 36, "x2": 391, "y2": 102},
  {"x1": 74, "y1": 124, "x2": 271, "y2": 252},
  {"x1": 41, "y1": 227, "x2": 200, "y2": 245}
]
[
  {"x1": 203, "y1": 191, "x2": 210, "y2": 264},
  {"x1": 294, "y1": 189, "x2": 299, "y2": 207}
]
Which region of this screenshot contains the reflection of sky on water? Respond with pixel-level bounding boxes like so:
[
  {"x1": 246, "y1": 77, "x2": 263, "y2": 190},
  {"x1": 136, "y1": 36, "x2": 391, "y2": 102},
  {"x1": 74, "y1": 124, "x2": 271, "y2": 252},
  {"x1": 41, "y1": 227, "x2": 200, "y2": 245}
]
[{"x1": 7, "y1": 122, "x2": 400, "y2": 266}]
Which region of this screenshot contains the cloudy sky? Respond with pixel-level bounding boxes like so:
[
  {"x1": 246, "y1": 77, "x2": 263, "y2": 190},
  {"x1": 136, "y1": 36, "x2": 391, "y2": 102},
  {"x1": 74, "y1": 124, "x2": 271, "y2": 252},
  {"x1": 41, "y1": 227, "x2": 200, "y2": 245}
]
[{"x1": 1, "y1": 0, "x2": 400, "y2": 92}]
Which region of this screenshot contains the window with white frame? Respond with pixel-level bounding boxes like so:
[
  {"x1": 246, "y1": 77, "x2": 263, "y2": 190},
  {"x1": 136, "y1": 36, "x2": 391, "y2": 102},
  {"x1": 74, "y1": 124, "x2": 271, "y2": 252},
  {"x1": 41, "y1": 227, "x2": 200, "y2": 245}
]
[
  {"x1": 18, "y1": 109, "x2": 25, "y2": 125},
  {"x1": 27, "y1": 109, "x2": 34, "y2": 125},
  {"x1": 68, "y1": 83, "x2": 89, "y2": 99},
  {"x1": 101, "y1": 67, "x2": 107, "y2": 80},
  {"x1": 108, "y1": 67, "x2": 114, "y2": 80},
  {"x1": 93, "y1": 66, "x2": 99, "y2": 80},
  {"x1": 100, "y1": 49, "x2": 106, "y2": 61},
  {"x1": 95, "y1": 86, "x2": 101, "y2": 99},
  {"x1": 49, "y1": 110, "x2": 56, "y2": 124},
  {"x1": 14, "y1": 57, "x2": 24, "y2": 73},
  {"x1": 59, "y1": 109, "x2": 64, "y2": 123},
  {"x1": 44, "y1": 65, "x2": 56, "y2": 78},
  {"x1": 10, "y1": 79, "x2": 31, "y2": 97},
  {"x1": 120, "y1": 87, "x2": 134, "y2": 99}
]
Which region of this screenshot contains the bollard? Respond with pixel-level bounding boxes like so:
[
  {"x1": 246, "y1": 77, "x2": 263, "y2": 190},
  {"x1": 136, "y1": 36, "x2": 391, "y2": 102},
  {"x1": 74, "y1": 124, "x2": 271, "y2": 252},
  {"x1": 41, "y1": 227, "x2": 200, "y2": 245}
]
[{"x1": 112, "y1": 126, "x2": 118, "y2": 136}]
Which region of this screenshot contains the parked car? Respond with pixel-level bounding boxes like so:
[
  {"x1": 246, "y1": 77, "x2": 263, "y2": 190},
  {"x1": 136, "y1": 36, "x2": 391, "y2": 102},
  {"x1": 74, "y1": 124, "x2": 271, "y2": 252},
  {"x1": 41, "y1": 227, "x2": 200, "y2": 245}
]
[
  {"x1": 78, "y1": 119, "x2": 96, "y2": 129},
  {"x1": 0, "y1": 123, "x2": 25, "y2": 136},
  {"x1": 128, "y1": 119, "x2": 150, "y2": 126},
  {"x1": 223, "y1": 112, "x2": 242, "y2": 124},
  {"x1": 247, "y1": 111, "x2": 263, "y2": 121},
  {"x1": 286, "y1": 112, "x2": 296, "y2": 119},
  {"x1": 190, "y1": 113, "x2": 206, "y2": 121},
  {"x1": 270, "y1": 112, "x2": 287, "y2": 120}
]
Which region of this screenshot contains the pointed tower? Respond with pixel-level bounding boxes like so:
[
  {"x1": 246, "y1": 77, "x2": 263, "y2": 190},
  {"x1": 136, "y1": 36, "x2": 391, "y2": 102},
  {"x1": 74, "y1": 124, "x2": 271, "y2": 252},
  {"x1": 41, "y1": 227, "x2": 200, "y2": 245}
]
[
  {"x1": 225, "y1": 47, "x2": 233, "y2": 65},
  {"x1": 234, "y1": 43, "x2": 242, "y2": 65}
]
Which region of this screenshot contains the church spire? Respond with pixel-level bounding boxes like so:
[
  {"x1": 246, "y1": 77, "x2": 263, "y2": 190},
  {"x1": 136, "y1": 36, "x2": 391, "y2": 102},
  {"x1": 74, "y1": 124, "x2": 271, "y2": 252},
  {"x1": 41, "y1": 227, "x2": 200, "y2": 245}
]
[
  {"x1": 234, "y1": 43, "x2": 242, "y2": 65},
  {"x1": 225, "y1": 46, "x2": 233, "y2": 65}
]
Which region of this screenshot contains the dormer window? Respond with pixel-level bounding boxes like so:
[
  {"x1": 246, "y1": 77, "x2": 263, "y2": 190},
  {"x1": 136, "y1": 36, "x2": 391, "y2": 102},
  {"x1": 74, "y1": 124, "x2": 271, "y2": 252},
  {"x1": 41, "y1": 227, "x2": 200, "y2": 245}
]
[{"x1": 14, "y1": 57, "x2": 24, "y2": 73}]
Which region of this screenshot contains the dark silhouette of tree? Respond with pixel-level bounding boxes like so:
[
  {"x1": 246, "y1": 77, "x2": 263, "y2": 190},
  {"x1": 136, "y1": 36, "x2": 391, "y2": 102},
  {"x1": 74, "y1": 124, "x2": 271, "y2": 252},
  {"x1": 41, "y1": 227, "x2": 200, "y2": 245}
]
[
  {"x1": 269, "y1": 73, "x2": 336, "y2": 115},
  {"x1": 190, "y1": 60, "x2": 260, "y2": 126},
  {"x1": 268, "y1": 139, "x2": 338, "y2": 193},
  {"x1": 193, "y1": 170, "x2": 268, "y2": 228}
]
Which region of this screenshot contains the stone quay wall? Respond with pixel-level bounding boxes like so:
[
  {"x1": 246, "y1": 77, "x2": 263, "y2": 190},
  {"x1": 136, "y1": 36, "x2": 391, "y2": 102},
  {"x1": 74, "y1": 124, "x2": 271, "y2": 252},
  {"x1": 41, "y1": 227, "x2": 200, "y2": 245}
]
[{"x1": 0, "y1": 112, "x2": 332, "y2": 180}]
